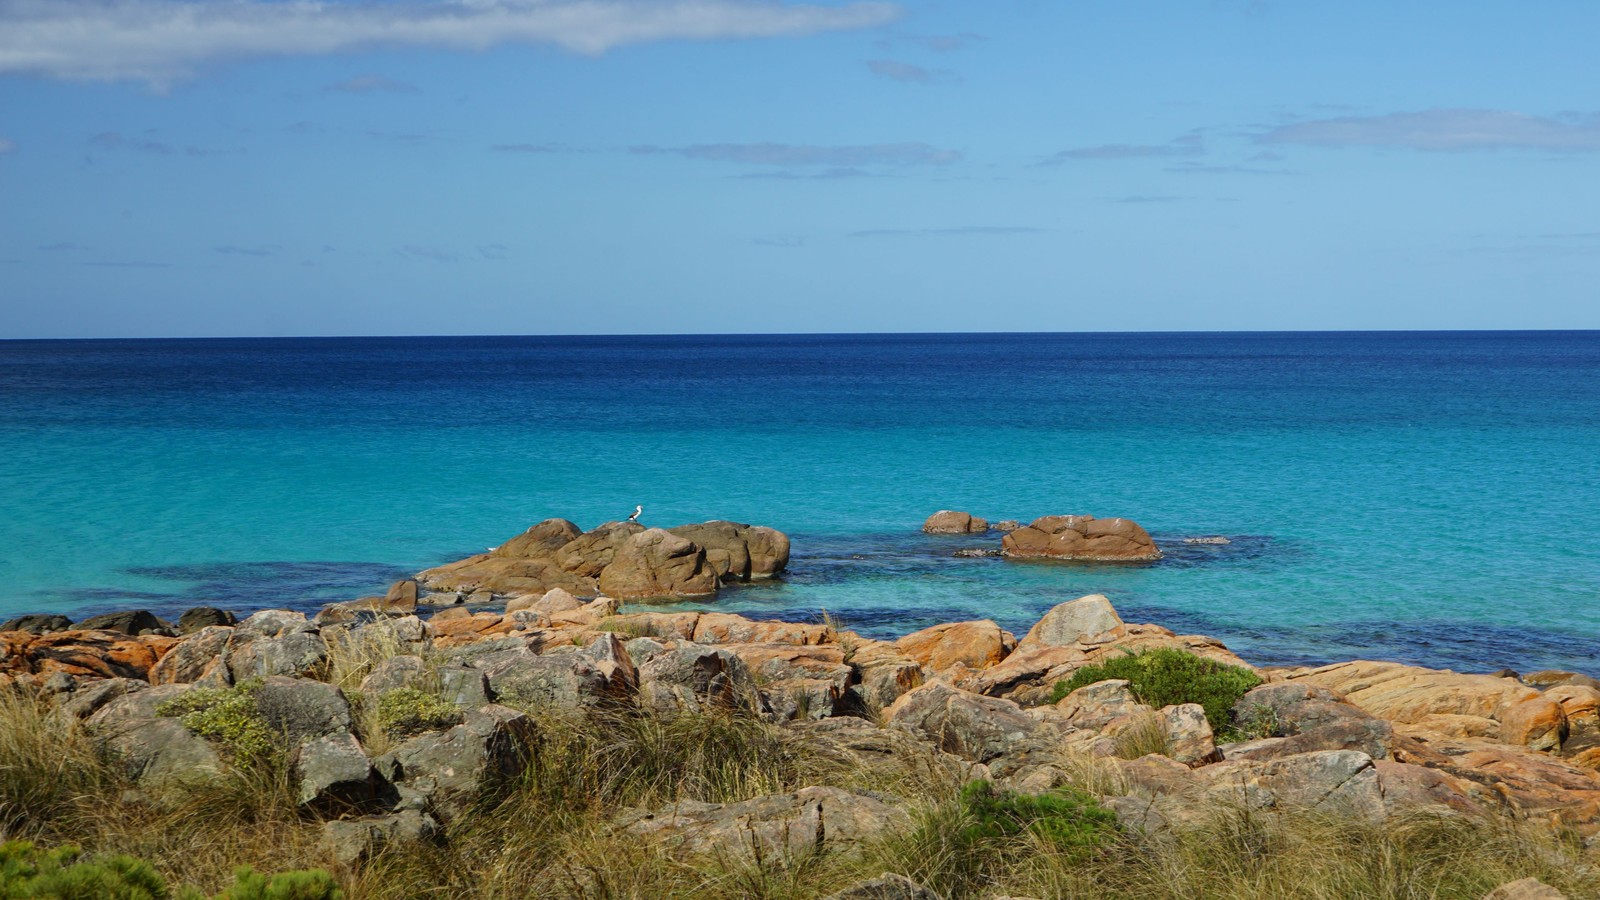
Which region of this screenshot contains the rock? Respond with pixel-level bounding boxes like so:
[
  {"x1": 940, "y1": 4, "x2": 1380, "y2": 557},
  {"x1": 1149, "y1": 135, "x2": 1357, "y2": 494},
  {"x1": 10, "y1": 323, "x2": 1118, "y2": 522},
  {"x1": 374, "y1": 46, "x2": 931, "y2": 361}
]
[
  {"x1": 1373, "y1": 760, "x2": 1484, "y2": 818},
  {"x1": 1223, "y1": 719, "x2": 1409, "y2": 765},
  {"x1": 1483, "y1": 878, "x2": 1569, "y2": 900},
  {"x1": 1289, "y1": 660, "x2": 1541, "y2": 724},
  {"x1": 597, "y1": 528, "x2": 719, "y2": 600},
  {"x1": 359, "y1": 655, "x2": 427, "y2": 695},
  {"x1": 1525, "y1": 671, "x2": 1600, "y2": 691},
  {"x1": 1, "y1": 614, "x2": 73, "y2": 634},
  {"x1": 505, "y1": 587, "x2": 583, "y2": 617},
  {"x1": 724, "y1": 643, "x2": 855, "y2": 721},
  {"x1": 480, "y1": 639, "x2": 636, "y2": 709},
  {"x1": 438, "y1": 664, "x2": 491, "y2": 707},
  {"x1": 634, "y1": 641, "x2": 760, "y2": 714},
  {"x1": 952, "y1": 548, "x2": 1002, "y2": 558},
  {"x1": 824, "y1": 874, "x2": 935, "y2": 900},
  {"x1": 692, "y1": 613, "x2": 828, "y2": 646},
  {"x1": 322, "y1": 810, "x2": 438, "y2": 867},
  {"x1": 374, "y1": 704, "x2": 534, "y2": 822},
  {"x1": 1001, "y1": 515, "x2": 1161, "y2": 562},
  {"x1": 492, "y1": 518, "x2": 583, "y2": 559},
  {"x1": 74, "y1": 610, "x2": 174, "y2": 636},
  {"x1": 386, "y1": 579, "x2": 419, "y2": 612},
  {"x1": 1017, "y1": 594, "x2": 1124, "y2": 651},
  {"x1": 619, "y1": 786, "x2": 908, "y2": 858},
  {"x1": 227, "y1": 629, "x2": 328, "y2": 680},
  {"x1": 1229, "y1": 683, "x2": 1375, "y2": 736},
  {"x1": 994, "y1": 520, "x2": 1022, "y2": 533},
  {"x1": 1056, "y1": 679, "x2": 1148, "y2": 730},
  {"x1": 102, "y1": 716, "x2": 226, "y2": 785},
  {"x1": 1501, "y1": 696, "x2": 1569, "y2": 752},
  {"x1": 922, "y1": 510, "x2": 989, "y2": 534},
  {"x1": 314, "y1": 605, "x2": 358, "y2": 627},
  {"x1": 237, "y1": 609, "x2": 316, "y2": 638},
  {"x1": 176, "y1": 607, "x2": 236, "y2": 634},
  {"x1": 1160, "y1": 703, "x2": 1218, "y2": 765},
  {"x1": 297, "y1": 731, "x2": 380, "y2": 810},
  {"x1": 253, "y1": 676, "x2": 354, "y2": 745},
  {"x1": 1203, "y1": 749, "x2": 1385, "y2": 820},
  {"x1": 847, "y1": 641, "x2": 926, "y2": 712},
  {"x1": 467, "y1": 589, "x2": 495, "y2": 605},
  {"x1": 884, "y1": 681, "x2": 1042, "y2": 763},
  {"x1": 895, "y1": 620, "x2": 1014, "y2": 673},
  {"x1": 555, "y1": 522, "x2": 647, "y2": 577},
  {"x1": 1182, "y1": 536, "x2": 1231, "y2": 545},
  {"x1": 4, "y1": 630, "x2": 179, "y2": 681},
  {"x1": 667, "y1": 521, "x2": 791, "y2": 581},
  {"x1": 421, "y1": 591, "x2": 464, "y2": 607},
  {"x1": 150, "y1": 625, "x2": 237, "y2": 686}
]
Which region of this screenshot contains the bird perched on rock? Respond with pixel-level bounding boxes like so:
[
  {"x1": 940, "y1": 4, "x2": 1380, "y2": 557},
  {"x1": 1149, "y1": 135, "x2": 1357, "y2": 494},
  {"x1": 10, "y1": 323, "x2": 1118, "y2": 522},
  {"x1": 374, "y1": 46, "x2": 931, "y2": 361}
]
[{"x1": 627, "y1": 505, "x2": 642, "y2": 523}]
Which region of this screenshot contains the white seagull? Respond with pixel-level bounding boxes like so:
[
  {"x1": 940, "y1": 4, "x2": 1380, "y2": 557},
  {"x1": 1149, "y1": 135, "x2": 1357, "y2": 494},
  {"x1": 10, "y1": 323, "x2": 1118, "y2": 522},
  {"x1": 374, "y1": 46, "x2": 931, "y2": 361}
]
[{"x1": 627, "y1": 505, "x2": 643, "y2": 523}]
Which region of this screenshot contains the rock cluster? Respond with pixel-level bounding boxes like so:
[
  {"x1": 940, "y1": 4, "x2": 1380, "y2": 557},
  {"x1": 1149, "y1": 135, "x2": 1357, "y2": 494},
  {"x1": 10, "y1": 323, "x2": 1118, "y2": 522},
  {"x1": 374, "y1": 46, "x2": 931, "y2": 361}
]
[
  {"x1": 9, "y1": 586, "x2": 1600, "y2": 871},
  {"x1": 1001, "y1": 515, "x2": 1161, "y2": 562},
  {"x1": 416, "y1": 518, "x2": 789, "y2": 603}
]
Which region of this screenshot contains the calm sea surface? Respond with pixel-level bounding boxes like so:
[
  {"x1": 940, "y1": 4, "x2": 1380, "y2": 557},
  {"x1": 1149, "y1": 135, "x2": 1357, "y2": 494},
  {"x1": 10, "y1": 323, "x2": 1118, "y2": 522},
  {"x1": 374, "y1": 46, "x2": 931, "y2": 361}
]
[{"x1": 2, "y1": 332, "x2": 1598, "y2": 673}]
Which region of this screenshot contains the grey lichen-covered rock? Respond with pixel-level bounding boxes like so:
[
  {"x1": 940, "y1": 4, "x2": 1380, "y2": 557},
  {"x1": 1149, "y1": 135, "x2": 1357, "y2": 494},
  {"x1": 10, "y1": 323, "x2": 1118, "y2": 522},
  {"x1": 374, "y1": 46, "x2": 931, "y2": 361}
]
[
  {"x1": 75, "y1": 610, "x2": 174, "y2": 636},
  {"x1": 883, "y1": 681, "x2": 1041, "y2": 763},
  {"x1": 296, "y1": 730, "x2": 380, "y2": 811},
  {"x1": 1017, "y1": 594, "x2": 1123, "y2": 650},
  {"x1": 824, "y1": 873, "x2": 936, "y2": 900},
  {"x1": 1160, "y1": 703, "x2": 1219, "y2": 765},
  {"x1": 1204, "y1": 749, "x2": 1385, "y2": 819},
  {"x1": 253, "y1": 676, "x2": 353, "y2": 744},
  {"x1": 619, "y1": 786, "x2": 909, "y2": 858},
  {"x1": 438, "y1": 663, "x2": 491, "y2": 706},
  {"x1": 1, "y1": 614, "x2": 73, "y2": 635},
  {"x1": 359, "y1": 655, "x2": 427, "y2": 695},
  {"x1": 322, "y1": 810, "x2": 439, "y2": 867},
  {"x1": 227, "y1": 630, "x2": 328, "y2": 680},
  {"x1": 177, "y1": 607, "x2": 237, "y2": 634},
  {"x1": 480, "y1": 640, "x2": 636, "y2": 709},
  {"x1": 373, "y1": 704, "x2": 534, "y2": 822},
  {"x1": 1230, "y1": 682, "x2": 1375, "y2": 736},
  {"x1": 505, "y1": 587, "x2": 583, "y2": 617},
  {"x1": 149, "y1": 625, "x2": 236, "y2": 686},
  {"x1": 236, "y1": 609, "x2": 316, "y2": 638},
  {"x1": 597, "y1": 528, "x2": 719, "y2": 600},
  {"x1": 633, "y1": 641, "x2": 760, "y2": 714},
  {"x1": 104, "y1": 717, "x2": 226, "y2": 785}
]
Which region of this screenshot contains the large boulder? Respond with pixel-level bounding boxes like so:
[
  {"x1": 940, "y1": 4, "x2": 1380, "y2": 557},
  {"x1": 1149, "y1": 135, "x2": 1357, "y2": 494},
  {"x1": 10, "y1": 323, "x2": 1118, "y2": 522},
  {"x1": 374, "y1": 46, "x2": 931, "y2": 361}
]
[
  {"x1": 883, "y1": 681, "x2": 1041, "y2": 763},
  {"x1": 253, "y1": 676, "x2": 354, "y2": 744},
  {"x1": 1229, "y1": 683, "x2": 1375, "y2": 736},
  {"x1": 150, "y1": 625, "x2": 237, "y2": 686},
  {"x1": 479, "y1": 635, "x2": 637, "y2": 708},
  {"x1": 74, "y1": 610, "x2": 174, "y2": 636},
  {"x1": 895, "y1": 620, "x2": 1014, "y2": 673},
  {"x1": 555, "y1": 522, "x2": 646, "y2": 577},
  {"x1": 632, "y1": 641, "x2": 760, "y2": 714},
  {"x1": 176, "y1": 607, "x2": 236, "y2": 634},
  {"x1": 597, "y1": 528, "x2": 718, "y2": 600},
  {"x1": 492, "y1": 518, "x2": 583, "y2": 559},
  {"x1": 619, "y1": 786, "x2": 908, "y2": 858},
  {"x1": 373, "y1": 704, "x2": 535, "y2": 822},
  {"x1": 668, "y1": 521, "x2": 790, "y2": 581},
  {"x1": 922, "y1": 511, "x2": 989, "y2": 535},
  {"x1": 0, "y1": 614, "x2": 73, "y2": 635},
  {"x1": 2, "y1": 630, "x2": 179, "y2": 681},
  {"x1": 1002, "y1": 515, "x2": 1161, "y2": 561},
  {"x1": 1017, "y1": 594, "x2": 1123, "y2": 651},
  {"x1": 296, "y1": 731, "x2": 381, "y2": 811}
]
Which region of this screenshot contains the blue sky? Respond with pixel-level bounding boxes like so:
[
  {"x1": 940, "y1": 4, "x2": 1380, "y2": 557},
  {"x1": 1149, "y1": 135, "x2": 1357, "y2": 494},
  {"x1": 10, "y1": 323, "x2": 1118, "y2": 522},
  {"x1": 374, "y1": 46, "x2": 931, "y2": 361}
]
[{"x1": 2, "y1": 0, "x2": 1598, "y2": 337}]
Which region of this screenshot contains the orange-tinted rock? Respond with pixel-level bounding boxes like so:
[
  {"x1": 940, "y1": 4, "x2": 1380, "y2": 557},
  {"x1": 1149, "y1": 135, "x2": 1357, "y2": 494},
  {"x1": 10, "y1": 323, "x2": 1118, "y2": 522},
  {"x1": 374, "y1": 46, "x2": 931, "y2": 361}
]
[
  {"x1": 1289, "y1": 661, "x2": 1539, "y2": 724},
  {"x1": 667, "y1": 521, "x2": 790, "y2": 581},
  {"x1": 922, "y1": 511, "x2": 989, "y2": 534},
  {"x1": 1002, "y1": 515, "x2": 1160, "y2": 561},
  {"x1": 4, "y1": 630, "x2": 179, "y2": 680},
  {"x1": 1501, "y1": 696, "x2": 1569, "y2": 752},
  {"x1": 590, "y1": 612, "x2": 702, "y2": 641},
  {"x1": 492, "y1": 518, "x2": 583, "y2": 559},
  {"x1": 895, "y1": 620, "x2": 1013, "y2": 672},
  {"x1": 430, "y1": 613, "x2": 506, "y2": 647},
  {"x1": 692, "y1": 613, "x2": 828, "y2": 646},
  {"x1": 597, "y1": 529, "x2": 718, "y2": 600}
]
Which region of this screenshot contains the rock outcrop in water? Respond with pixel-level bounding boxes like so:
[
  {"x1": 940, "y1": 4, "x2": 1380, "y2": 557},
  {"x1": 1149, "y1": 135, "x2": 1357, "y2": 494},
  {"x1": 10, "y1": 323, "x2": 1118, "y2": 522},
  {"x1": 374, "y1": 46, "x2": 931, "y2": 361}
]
[
  {"x1": 417, "y1": 517, "x2": 790, "y2": 602},
  {"x1": 921, "y1": 510, "x2": 990, "y2": 534},
  {"x1": 1001, "y1": 514, "x2": 1161, "y2": 561}
]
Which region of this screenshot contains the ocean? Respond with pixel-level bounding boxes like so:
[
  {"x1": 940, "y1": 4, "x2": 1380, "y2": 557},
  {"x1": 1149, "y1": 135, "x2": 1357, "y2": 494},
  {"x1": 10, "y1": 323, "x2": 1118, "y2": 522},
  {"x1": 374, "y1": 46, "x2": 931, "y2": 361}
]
[{"x1": 2, "y1": 331, "x2": 1598, "y2": 673}]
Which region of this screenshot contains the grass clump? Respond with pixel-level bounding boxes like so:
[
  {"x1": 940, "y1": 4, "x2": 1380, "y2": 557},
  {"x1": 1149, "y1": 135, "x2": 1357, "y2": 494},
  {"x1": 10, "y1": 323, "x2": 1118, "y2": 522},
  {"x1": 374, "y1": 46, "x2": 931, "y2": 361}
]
[
  {"x1": 0, "y1": 841, "x2": 342, "y2": 900},
  {"x1": 0, "y1": 689, "x2": 115, "y2": 834},
  {"x1": 1048, "y1": 647, "x2": 1261, "y2": 731},
  {"x1": 155, "y1": 679, "x2": 274, "y2": 767},
  {"x1": 373, "y1": 688, "x2": 460, "y2": 739},
  {"x1": 958, "y1": 780, "x2": 1117, "y2": 856}
]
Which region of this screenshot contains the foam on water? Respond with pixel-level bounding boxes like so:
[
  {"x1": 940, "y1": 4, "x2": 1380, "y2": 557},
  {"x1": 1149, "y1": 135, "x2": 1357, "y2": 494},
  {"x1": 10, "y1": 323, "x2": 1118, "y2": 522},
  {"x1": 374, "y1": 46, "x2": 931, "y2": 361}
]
[{"x1": 2, "y1": 332, "x2": 1597, "y2": 672}]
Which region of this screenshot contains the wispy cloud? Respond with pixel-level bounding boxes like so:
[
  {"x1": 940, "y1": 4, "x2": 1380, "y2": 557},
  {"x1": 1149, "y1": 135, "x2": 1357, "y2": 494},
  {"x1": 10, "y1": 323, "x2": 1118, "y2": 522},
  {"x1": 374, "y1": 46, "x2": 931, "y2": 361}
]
[
  {"x1": 1042, "y1": 132, "x2": 1203, "y2": 163},
  {"x1": 850, "y1": 225, "x2": 1043, "y2": 238},
  {"x1": 90, "y1": 130, "x2": 235, "y2": 156},
  {"x1": 737, "y1": 167, "x2": 877, "y2": 180},
  {"x1": 82, "y1": 260, "x2": 169, "y2": 268},
  {"x1": 866, "y1": 59, "x2": 939, "y2": 83},
  {"x1": 0, "y1": 137, "x2": 15, "y2": 154},
  {"x1": 492, "y1": 142, "x2": 562, "y2": 153},
  {"x1": 477, "y1": 243, "x2": 508, "y2": 260},
  {"x1": 633, "y1": 142, "x2": 960, "y2": 166},
  {"x1": 213, "y1": 244, "x2": 278, "y2": 257},
  {"x1": 0, "y1": 0, "x2": 903, "y2": 85},
  {"x1": 398, "y1": 244, "x2": 458, "y2": 263},
  {"x1": 1259, "y1": 109, "x2": 1600, "y2": 153},
  {"x1": 1165, "y1": 161, "x2": 1290, "y2": 175},
  {"x1": 325, "y1": 74, "x2": 418, "y2": 94}
]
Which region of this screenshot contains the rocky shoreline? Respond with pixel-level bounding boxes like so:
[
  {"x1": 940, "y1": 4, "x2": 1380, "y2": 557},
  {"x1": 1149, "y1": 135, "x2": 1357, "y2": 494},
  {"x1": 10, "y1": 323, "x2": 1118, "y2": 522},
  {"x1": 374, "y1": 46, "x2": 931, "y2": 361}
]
[{"x1": 3, "y1": 515, "x2": 1597, "y2": 898}]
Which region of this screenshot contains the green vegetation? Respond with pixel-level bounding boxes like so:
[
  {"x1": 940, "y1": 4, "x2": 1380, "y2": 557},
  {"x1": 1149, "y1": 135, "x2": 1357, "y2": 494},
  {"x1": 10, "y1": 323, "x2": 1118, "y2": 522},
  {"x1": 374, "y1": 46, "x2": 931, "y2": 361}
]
[
  {"x1": 373, "y1": 688, "x2": 460, "y2": 739},
  {"x1": 156, "y1": 679, "x2": 274, "y2": 767},
  {"x1": 0, "y1": 842, "x2": 340, "y2": 900},
  {"x1": 958, "y1": 780, "x2": 1117, "y2": 855},
  {"x1": 1048, "y1": 647, "x2": 1262, "y2": 731}
]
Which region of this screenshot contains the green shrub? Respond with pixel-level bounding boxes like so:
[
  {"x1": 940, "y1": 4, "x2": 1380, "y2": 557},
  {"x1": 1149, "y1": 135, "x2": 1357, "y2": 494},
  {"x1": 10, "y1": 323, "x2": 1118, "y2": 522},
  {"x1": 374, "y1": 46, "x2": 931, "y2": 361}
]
[
  {"x1": 958, "y1": 780, "x2": 1117, "y2": 856},
  {"x1": 155, "y1": 679, "x2": 274, "y2": 767},
  {"x1": 214, "y1": 865, "x2": 342, "y2": 900},
  {"x1": 374, "y1": 688, "x2": 460, "y2": 739},
  {"x1": 1047, "y1": 648, "x2": 1262, "y2": 731},
  {"x1": 0, "y1": 840, "x2": 170, "y2": 900}
]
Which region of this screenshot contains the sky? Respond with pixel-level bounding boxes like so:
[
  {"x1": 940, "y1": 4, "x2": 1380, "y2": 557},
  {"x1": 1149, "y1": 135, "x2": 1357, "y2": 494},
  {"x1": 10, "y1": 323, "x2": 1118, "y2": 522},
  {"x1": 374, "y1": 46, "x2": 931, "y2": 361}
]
[{"x1": 1, "y1": 0, "x2": 1598, "y2": 338}]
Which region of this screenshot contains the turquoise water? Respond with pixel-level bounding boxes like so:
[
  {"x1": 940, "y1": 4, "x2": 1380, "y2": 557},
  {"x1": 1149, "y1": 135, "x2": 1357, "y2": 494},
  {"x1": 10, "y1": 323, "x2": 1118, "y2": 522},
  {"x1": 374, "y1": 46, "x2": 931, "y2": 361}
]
[{"x1": 2, "y1": 332, "x2": 1598, "y2": 672}]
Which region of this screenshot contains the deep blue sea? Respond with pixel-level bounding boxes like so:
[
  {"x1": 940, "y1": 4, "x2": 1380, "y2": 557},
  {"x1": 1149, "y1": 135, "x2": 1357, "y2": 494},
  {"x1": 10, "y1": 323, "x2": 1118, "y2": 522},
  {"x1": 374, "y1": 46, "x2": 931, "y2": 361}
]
[{"x1": 3, "y1": 332, "x2": 1598, "y2": 674}]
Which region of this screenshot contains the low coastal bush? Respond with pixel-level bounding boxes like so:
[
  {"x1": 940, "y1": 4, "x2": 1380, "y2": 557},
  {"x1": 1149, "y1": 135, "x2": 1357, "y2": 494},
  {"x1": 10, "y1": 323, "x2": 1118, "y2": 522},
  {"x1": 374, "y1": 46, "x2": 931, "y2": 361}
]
[
  {"x1": 155, "y1": 679, "x2": 274, "y2": 767},
  {"x1": 373, "y1": 687, "x2": 460, "y2": 739},
  {"x1": 0, "y1": 841, "x2": 341, "y2": 900},
  {"x1": 1048, "y1": 647, "x2": 1262, "y2": 731}
]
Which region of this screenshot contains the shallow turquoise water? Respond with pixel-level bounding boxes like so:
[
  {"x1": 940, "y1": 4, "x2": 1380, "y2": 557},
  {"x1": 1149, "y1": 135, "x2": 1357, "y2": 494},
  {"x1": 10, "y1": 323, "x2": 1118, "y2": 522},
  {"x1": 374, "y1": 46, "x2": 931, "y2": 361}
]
[{"x1": 2, "y1": 332, "x2": 1597, "y2": 672}]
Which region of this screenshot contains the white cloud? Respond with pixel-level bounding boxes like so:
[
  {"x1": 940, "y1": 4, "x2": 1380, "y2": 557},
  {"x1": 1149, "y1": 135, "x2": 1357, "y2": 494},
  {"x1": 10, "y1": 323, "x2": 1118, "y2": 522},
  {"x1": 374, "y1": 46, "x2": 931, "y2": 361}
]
[
  {"x1": 1260, "y1": 109, "x2": 1600, "y2": 153},
  {"x1": 632, "y1": 141, "x2": 960, "y2": 166},
  {"x1": 0, "y1": 0, "x2": 903, "y2": 85}
]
